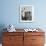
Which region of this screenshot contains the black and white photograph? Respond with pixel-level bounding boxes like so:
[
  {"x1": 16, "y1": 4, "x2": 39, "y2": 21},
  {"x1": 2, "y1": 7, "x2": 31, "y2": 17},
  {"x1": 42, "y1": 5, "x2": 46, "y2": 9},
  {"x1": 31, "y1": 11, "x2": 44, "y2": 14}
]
[{"x1": 20, "y1": 5, "x2": 34, "y2": 22}]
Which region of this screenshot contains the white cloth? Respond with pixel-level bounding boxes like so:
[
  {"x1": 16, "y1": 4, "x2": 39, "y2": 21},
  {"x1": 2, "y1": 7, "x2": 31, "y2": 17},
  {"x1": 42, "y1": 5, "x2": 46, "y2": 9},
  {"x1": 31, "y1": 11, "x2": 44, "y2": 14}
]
[{"x1": 7, "y1": 24, "x2": 16, "y2": 32}]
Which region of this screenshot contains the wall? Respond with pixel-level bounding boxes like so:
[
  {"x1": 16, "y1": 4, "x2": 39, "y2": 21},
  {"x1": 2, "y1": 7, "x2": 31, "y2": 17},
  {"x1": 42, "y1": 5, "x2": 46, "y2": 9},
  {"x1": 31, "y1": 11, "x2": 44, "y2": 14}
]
[{"x1": 0, "y1": 0, "x2": 46, "y2": 29}]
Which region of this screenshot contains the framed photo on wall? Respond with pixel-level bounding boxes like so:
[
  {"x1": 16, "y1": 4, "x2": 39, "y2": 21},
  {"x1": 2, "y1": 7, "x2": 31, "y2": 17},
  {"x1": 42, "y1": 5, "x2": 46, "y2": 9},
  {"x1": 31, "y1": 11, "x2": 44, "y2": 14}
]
[{"x1": 20, "y1": 5, "x2": 34, "y2": 22}]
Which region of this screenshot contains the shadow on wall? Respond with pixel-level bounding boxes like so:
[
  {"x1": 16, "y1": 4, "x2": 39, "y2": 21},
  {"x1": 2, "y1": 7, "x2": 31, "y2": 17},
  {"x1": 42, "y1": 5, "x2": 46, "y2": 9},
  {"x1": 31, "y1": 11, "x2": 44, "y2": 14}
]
[{"x1": 0, "y1": 24, "x2": 7, "y2": 43}]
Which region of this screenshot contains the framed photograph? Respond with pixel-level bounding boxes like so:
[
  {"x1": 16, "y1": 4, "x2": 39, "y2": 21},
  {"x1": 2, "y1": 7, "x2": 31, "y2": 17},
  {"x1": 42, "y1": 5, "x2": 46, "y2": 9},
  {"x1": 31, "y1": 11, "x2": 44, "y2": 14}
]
[{"x1": 20, "y1": 5, "x2": 34, "y2": 22}]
